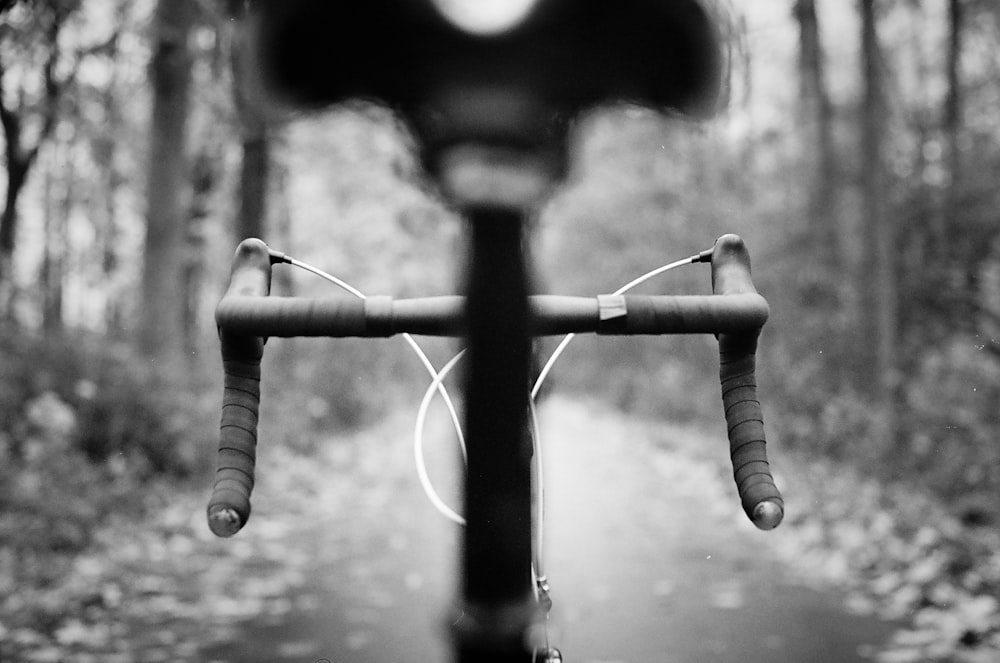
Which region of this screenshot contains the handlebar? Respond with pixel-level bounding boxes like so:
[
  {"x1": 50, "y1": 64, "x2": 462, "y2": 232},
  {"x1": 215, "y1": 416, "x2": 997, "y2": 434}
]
[
  {"x1": 710, "y1": 235, "x2": 784, "y2": 530},
  {"x1": 206, "y1": 239, "x2": 272, "y2": 537},
  {"x1": 206, "y1": 235, "x2": 783, "y2": 536},
  {"x1": 215, "y1": 293, "x2": 768, "y2": 338}
]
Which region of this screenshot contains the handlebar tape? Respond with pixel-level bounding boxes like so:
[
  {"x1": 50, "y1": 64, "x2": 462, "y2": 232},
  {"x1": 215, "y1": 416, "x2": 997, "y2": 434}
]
[
  {"x1": 710, "y1": 234, "x2": 784, "y2": 530},
  {"x1": 207, "y1": 238, "x2": 273, "y2": 537},
  {"x1": 216, "y1": 294, "x2": 769, "y2": 338}
]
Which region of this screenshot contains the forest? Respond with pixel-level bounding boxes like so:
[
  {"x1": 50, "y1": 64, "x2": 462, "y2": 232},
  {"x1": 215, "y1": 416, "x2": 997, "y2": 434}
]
[{"x1": 1, "y1": 0, "x2": 999, "y2": 661}]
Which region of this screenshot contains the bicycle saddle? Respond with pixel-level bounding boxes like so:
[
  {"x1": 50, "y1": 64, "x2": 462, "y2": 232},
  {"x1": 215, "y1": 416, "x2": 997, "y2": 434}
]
[{"x1": 247, "y1": 0, "x2": 727, "y2": 164}]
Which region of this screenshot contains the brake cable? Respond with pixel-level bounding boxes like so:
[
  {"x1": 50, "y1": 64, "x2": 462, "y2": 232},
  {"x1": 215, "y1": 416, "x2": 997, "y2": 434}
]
[
  {"x1": 531, "y1": 254, "x2": 700, "y2": 400},
  {"x1": 285, "y1": 255, "x2": 467, "y2": 462},
  {"x1": 286, "y1": 250, "x2": 704, "y2": 518},
  {"x1": 284, "y1": 248, "x2": 706, "y2": 663}
]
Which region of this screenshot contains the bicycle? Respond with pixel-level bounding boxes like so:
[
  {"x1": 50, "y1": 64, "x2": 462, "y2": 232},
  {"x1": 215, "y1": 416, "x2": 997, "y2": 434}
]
[{"x1": 207, "y1": 1, "x2": 785, "y2": 661}]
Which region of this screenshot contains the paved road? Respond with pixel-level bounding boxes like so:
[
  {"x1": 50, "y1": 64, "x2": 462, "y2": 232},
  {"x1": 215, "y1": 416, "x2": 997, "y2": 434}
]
[{"x1": 198, "y1": 398, "x2": 894, "y2": 663}]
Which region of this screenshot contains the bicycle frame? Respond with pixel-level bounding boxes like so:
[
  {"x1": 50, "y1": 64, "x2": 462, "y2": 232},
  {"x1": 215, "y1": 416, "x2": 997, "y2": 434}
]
[
  {"x1": 453, "y1": 204, "x2": 537, "y2": 661},
  {"x1": 208, "y1": 188, "x2": 782, "y2": 663},
  {"x1": 209, "y1": 3, "x2": 782, "y2": 659}
]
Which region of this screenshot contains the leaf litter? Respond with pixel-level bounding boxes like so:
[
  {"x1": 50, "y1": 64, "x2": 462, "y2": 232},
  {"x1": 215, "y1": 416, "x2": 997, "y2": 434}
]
[{"x1": 1, "y1": 399, "x2": 998, "y2": 662}]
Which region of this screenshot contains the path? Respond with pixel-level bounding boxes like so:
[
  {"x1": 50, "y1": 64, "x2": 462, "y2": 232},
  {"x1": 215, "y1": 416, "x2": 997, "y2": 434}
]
[
  {"x1": 198, "y1": 397, "x2": 894, "y2": 663},
  {"x1": 7, "y1": 397, "x2": 896, "y2": 662}
]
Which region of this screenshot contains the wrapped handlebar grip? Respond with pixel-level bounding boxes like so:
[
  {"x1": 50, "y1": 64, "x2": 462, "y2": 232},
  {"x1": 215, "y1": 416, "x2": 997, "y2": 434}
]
[
  {"x1": 710, "y1": 235, "x2": 784, "y2": 530},
  {"x1": 207, "y1": 239, "x2": 273, "y2": 537}
]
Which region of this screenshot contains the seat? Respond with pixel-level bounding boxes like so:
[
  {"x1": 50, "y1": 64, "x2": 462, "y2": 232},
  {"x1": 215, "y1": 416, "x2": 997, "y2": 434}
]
[{"x1": 247, "y1": 0, "x2": 727, "y2": 168}]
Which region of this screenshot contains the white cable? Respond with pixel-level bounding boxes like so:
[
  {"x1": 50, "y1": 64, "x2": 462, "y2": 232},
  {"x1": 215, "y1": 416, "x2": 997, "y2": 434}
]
[
  {"x1": 287, "y1": 252, "x2": 699, "y2": 533},
  {"x1": 289, "y1": 244, "x2": 703, "y2": 663},
  {"x1": 610, "y1": 256, "x2": 697, "y2": 296},
  {"x1": 529, "y1": 396, "x2": 545, "y2": 579},
  {"x1": 531, "y1": 333, "x2": 575, "y2": 401},
  {"x1": 289, "y1": 258, "x2": 367, "y2": 299},
  {"x1": 530, "y1": 255, "x2": 696, "y2": 398},
  {"x1": 410, "y1": 254, "x2": 699, "y2": 525},
  {"x1": 403, "y1": 335, "x2": 466, "y2": 461},
  {"x1": 524, "y1": 253, "x2": 698, "y2": 641},
  {"x1": 414, "y1": 351, "x2": 467, "y2": 525},
  {"x1": 287, "y1": 257, "x2": 466, "y2": 460}
]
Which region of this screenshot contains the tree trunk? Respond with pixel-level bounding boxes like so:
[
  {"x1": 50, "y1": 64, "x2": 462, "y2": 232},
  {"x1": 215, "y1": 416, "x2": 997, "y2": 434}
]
[
  {"x1": 238, "y1": 135, "x2": 270, "y2": 240},
  {"x1": 0, "y1": 9, "x2": 71, "y2": 317},
  {"x1": 41, "y1": 142, "x2": 72, "y2": 337},
  {"x1": 0, "y1": 108, "x2": 35, "y2": 315},
  {"x1": 859, "y1": 0, "x2": 898, "y2": 439},
  {"x1": 0, "y1": 154, "x2": 30, "y2": 289},
  {"x1": 793, "y1": 0, "x2": 836, "y2": 252},
  {"x1": 268, "y1": 132, "x2": 294, "y2": 296},
  {"x1": 99, "y1": 96, "x2": 125, "y2": 337},
  {"x1": 139, "y1": 0, "x2": 195, "y2": 365},
  {"x1": 230, "y1": 17, "x2": 270, "y2": 241},
  {"x1": 943, "y1": 0, "x2": 979, "y2": 328},
  {"x1": 97, "y1": 6, "x2": 126, "y2": 337},
  {"x1": 182, "y1": 147, "x2": 218, "y2": 358},
  {"x1": 937, "y1": 0, "x2": 964, "y2": 263}
]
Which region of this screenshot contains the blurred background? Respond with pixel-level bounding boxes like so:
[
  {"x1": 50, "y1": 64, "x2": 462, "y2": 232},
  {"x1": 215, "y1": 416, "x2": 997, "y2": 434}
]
[{"x1": 1, "y1": 1, "x2": 999, "y2": 661}]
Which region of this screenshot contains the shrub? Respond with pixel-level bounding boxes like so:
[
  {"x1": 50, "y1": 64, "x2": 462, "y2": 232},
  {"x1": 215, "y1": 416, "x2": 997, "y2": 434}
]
[{"x1": 0, "y1": 327, "x2": 218, "y2": 553}]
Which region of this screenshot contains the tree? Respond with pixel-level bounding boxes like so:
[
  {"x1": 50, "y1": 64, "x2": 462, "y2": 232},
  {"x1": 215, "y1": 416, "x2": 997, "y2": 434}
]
[
  {"x1": 859, "y1": 0, "x2": 898, "y2": 437},
  {"x1": 793, "y1": 0, "x2": 836, "y2": 254},
  {"x1": 0, "y1": 1, "x2": 123, "y2": 324},
  {"x1": 91, "y1": 2, "x2": 130, "y2": 335},
  {"x1": 938, "y1": 0, "x2": 964, "y2": 262},
  {"x1": 40, "y1": 136, "x2": 72, "y2": 336},
  {"x1": 138, "y1": 0, "x2": 196, "y2": 365},
  {"x1": 0, "y1": 2, "x2": 79, "y2": 313},
  {"x1": 228, "y1": 5, "x2": 271, "y2": 242}
]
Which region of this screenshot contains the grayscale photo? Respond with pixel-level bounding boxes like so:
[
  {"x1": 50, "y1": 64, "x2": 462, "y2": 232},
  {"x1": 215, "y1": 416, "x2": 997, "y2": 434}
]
[{"x1": 0, "y1": 1, "x2": 997, "y2": 662}]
